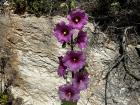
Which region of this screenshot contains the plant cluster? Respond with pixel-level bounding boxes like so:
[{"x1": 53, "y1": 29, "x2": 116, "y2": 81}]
[
  {"x1": 53, "y1": 8, "x2": 89, "y2": 104},
  {"x1": 0, "y1": 57, "x2": 10, "y2": 105},
  {"x1": 0, "y1": 92, "x2": 8, "y2": 105},
  {"x1": 9, "y1": 0, "x2": 66, "y2": 16}
]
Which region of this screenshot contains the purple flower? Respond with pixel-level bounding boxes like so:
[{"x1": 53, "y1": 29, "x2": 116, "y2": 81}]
[
  {"x1": 57, "y1": 56, "x2": 67, "y2": 77},
  {"x1": 67, "y1": 9, "x2": 88, "y2": 29},
  {"x1": 53, "y1": 21, "x2": 73, "y2": 43},
  {"x1": 72, "y1": 72, "x2": 89, "y2": 90},
  {"x1": 63, "y1": 51, "x2": 86, "y2": 73},
  {"x1": 58, "y1": 84, "x2": 80, "y2": 102},
  {"x1": 76, "y1": 31, "x2": 88, "y2": 49}
]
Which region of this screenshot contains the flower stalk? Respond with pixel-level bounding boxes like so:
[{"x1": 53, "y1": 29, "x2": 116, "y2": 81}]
[{"x1": 53, "y1": 3, "x2": 89, "y2": 104}]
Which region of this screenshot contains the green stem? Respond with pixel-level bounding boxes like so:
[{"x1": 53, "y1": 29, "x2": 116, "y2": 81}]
[
  {"x1": 61, "y1": 1, "x2": 77, "y2": 105},
  {"x1": 71, "y1": 36, "x2": 74, "y2": 51},
  {"x1": 61, "y1": 101, "x2": 77, "y2": 105}
]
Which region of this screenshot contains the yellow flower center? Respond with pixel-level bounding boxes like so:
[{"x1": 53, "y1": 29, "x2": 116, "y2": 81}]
[
  {"x1": 75, "y1": 18, "x2": 79, "y2": 23},
  {"x1": 73, "y1": 16, "x2": 81, "y2": 23},
  {"x1": 62, "y1": 29, "x2": 68, "y2": 36},
  {"x1": 63, "y1": 31, "x2": 67, "y2": 35},
  {"x1": 73, "y1": 58, "x2": 77, "y2": 62}
]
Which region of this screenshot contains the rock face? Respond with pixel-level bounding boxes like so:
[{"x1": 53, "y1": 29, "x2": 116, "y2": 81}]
[{"x1": 0, "y1": 14, "x2": 140, "y2": 105}]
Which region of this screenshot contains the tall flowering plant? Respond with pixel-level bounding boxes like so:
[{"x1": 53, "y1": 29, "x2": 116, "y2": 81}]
[{"x1": 53, "y1": 8, "x2": 89, "y2": 105}]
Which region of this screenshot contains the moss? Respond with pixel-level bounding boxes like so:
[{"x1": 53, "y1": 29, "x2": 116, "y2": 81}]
[
  {"x1": 10, "y1": 0, "x2": 66, "y2": 16},
  {"x1": 0, "y1": 93, "x2": 8, "y2": 105}
]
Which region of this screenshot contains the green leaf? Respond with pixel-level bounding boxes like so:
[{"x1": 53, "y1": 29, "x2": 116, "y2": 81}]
[
  {"x1": 60, "y1": 3, "x2": 67, "y2": 8},
  {"x1": 71, "y1": 0, "x2": 76, "y2": 8},
  {"x1": 0, "y1": 93, "x2": 8, "y2": 104},
  {"x1": 62, "y1": 42, "x2": 66, "y2": 48},
  {"x1": 61, "y1": 101, "x2": 77, "y2": 105}
]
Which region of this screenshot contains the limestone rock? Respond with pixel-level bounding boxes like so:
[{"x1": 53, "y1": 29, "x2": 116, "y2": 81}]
[{"x1": 0, "y1": 14, "x2": 139, "y2": 105}]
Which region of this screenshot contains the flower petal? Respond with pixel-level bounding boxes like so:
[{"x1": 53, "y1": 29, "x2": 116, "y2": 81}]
[
  {"x1": 67, "y1": 9, "x2": 88, "y2": 30},
  {"x1": 53, "y1": 21, "x2": 73, "y2": 43},
  {"x1": 63, "y1": 51, "x2": 86, "y2": 72}
]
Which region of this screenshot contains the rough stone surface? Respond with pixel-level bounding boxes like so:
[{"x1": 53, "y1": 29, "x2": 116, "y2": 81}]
[{"x1": 0, "y1": 14, "x2": 140, "y2": 105}]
